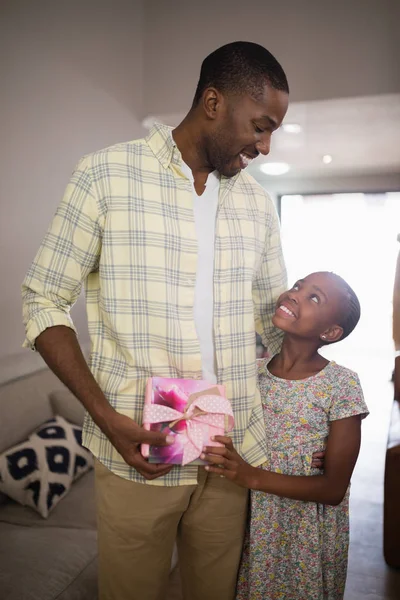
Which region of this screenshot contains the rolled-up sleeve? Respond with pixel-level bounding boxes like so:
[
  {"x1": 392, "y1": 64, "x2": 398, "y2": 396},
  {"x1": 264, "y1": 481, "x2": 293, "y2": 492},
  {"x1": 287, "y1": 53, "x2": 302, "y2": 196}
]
[
  {"x1": 252, "y1": 199, "x2": 287, "y2": 355},
  {"x1": 22, "y1": 157, "x2": 102, "y2": 349}
]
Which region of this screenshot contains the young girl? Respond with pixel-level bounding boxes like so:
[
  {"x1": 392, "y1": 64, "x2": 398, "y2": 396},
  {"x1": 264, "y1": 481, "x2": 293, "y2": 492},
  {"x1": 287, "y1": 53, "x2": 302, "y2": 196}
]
[{"x1": 203, "y1": 271, "x2": 369, "y2": 600}]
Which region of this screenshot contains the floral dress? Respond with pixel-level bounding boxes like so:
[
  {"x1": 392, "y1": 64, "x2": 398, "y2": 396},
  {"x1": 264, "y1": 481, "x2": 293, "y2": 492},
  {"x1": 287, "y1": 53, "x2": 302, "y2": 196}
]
[{"x1": 236, "y1": 359, "x2": 369, "y2": 600}]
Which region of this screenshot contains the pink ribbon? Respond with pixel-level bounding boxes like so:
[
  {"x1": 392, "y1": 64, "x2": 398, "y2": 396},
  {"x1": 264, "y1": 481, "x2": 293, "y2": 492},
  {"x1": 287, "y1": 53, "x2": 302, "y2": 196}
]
[{"x1": 143, "y1": 394, "x2": 234, "y2": 465}]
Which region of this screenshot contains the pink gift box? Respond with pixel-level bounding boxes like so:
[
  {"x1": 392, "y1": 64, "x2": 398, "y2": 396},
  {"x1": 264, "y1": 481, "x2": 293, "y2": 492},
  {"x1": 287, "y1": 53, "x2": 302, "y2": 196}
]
[{"x1": 141, "y1": 377, "x2": 234, "y2": 465}]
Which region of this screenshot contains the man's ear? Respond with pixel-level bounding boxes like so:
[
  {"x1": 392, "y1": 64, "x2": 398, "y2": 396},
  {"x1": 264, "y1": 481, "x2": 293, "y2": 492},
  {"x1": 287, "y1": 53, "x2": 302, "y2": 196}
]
[
  {"x1": 320, "y1": 325, "x2": 344, "y2": 344},
  {"x1": 202, "y1": 88, "x2": 224, "y2": 120}
]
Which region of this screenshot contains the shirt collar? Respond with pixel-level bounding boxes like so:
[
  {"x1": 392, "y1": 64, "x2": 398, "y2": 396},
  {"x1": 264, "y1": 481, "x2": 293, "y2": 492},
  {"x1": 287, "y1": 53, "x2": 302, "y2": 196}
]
[
  {"x1": 146, "y1": 122, "x2": 181, "y2": 170},
  {"x1": 145, "y1": 122, "x2": 241, "y2": 196}
]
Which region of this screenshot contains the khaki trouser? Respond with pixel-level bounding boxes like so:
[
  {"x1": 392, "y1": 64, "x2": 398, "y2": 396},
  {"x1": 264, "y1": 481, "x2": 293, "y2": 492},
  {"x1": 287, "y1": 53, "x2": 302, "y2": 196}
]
[{"x1": 95, "y1": 460, "x2": 248, "y2": 600}]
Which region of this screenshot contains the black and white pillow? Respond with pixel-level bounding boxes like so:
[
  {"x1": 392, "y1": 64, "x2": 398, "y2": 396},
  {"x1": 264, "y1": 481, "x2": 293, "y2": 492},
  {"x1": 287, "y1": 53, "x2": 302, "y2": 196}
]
[{"x1": 0, "y1": 415, "x2": 93, "y2": 518}]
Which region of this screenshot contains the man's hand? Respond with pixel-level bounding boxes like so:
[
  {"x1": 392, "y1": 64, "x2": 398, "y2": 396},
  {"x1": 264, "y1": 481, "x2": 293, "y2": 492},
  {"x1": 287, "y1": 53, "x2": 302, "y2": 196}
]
[
  {"x1": 202, "y1": 436, "x2": 258, "y2": 488},
  {"x1": 311, "y1": 451, "x2": 325, "y2": 469},
  {"x1": 105, "y1": 412, "x2": 174, "y2": 480}
]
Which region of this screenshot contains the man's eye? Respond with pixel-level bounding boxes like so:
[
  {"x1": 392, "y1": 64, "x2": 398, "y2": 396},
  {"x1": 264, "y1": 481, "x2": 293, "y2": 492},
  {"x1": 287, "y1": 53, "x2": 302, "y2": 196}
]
[
  {"x1": 254, "y1": 125, "x2": 265, "y2": 134},
  {"x1": 311, "y1": 295, "x2": 320, "y2": 304},
  {"x1": 292, "y1": 284, "x2": 299, "y2": 291}
]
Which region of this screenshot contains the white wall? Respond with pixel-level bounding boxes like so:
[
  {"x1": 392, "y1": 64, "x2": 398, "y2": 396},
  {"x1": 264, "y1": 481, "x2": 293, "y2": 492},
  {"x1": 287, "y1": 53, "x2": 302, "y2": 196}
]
[
  {"x1": 0, "y1": 0, "x2": 146, "y2": 375},
  {"x1": 143, "y1": 0, "x2": 400, "y2": 117}
]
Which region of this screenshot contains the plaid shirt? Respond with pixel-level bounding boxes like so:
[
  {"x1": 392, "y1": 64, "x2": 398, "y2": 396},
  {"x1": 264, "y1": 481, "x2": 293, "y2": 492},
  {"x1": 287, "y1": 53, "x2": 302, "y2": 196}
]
[{"x1": 22, "y1": 124, "x2": 286, "y2": 486}]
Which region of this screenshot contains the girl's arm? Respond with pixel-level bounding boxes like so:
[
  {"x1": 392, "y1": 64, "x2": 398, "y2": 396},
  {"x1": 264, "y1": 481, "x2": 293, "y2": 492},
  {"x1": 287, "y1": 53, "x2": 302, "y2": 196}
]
[{"x1": 202, "y1": 415, "x2": 362, "y2": 506}]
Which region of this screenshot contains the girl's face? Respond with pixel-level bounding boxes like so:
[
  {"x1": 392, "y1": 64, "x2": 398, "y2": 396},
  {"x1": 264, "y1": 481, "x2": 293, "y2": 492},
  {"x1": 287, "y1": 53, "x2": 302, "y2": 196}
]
[{"x1": 272, "y1": 272, "x2": 345, "y2": 344}]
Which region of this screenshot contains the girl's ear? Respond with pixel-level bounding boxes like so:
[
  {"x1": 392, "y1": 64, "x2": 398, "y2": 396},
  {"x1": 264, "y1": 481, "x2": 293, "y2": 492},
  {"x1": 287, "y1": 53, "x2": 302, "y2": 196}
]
[{"x1": 320, "y1": 325, "x2": 344, "y2": 344}]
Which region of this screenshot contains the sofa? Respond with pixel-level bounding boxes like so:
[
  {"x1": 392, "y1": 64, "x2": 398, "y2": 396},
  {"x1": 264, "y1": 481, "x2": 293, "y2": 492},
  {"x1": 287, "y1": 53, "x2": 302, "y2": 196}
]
[
  {"x1": 0, "y1": 366, "x2": 98, "y2": 600},
  {"x1": 384, "y1": 399, "x2": 400, "y2": 569}
]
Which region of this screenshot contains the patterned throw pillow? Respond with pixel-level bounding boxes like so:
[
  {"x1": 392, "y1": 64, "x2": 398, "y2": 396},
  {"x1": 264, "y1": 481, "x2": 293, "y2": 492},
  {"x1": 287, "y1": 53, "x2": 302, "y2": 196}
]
[{"x1": 0, "y1": 415, "x2": 93, "y2": 518}]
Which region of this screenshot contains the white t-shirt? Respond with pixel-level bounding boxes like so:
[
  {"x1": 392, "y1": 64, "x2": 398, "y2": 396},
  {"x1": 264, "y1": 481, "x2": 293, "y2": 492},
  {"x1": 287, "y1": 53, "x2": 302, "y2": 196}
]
[{"x1": 180, "y1": 161, "x2": 219, "y2": 383}]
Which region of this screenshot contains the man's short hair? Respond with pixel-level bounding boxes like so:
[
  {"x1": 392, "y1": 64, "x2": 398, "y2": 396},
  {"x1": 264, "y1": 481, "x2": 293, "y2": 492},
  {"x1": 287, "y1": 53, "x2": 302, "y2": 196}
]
[{"x1": 193, "y1": 41, "x2": 289, "y2": 106}]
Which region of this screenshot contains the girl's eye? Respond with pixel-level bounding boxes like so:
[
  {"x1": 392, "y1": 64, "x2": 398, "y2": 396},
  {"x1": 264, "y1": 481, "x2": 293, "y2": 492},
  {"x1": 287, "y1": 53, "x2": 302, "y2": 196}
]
[
  {"x1": 292, "y1": 284, "x2": 299, "y2": 291},
  {"x1": 311, "y1": 294, "x2": 320, "y2": 304},
  {"x1": 254, "y1": 125, "x2": 265, "y2": 134}
]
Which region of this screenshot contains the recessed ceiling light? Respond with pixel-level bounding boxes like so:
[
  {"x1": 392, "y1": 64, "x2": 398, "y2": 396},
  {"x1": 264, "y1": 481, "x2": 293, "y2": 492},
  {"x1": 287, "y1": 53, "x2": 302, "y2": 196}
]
[
  {"x1": 259, "y1": 162, "x2": 290, "y2": 176},
  {"x1": 282, "y1": 123, "x2": 302, "y2": 134},
  {"x1": 322, "y1": 154, "x2": 333, "y2": 164}
]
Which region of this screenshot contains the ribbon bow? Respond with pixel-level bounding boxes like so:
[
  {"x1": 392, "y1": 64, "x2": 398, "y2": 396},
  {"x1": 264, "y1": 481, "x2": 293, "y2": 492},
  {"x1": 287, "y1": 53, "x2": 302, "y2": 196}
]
[{"x1": 143, "y1": 393, "x2": 234, "y2": 465}]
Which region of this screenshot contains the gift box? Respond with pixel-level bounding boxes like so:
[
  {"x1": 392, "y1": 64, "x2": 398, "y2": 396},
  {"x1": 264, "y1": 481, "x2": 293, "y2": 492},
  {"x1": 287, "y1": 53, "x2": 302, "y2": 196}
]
[{"x1": 141, "y1": 377, "x2": 234, "y2": 465}]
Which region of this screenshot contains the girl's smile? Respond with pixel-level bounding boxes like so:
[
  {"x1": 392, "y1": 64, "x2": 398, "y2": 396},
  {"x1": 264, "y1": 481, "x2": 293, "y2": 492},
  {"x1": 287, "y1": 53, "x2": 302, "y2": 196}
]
[{"x1": 276, "y1": 303, "x2": 296, "y2": 319}]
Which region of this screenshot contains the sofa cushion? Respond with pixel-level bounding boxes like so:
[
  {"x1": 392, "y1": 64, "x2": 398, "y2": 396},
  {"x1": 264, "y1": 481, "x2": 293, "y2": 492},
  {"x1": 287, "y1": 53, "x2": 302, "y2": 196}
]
[
  {"x1": 50, "y1": 389, "x2": 86, "y2": 426},
  {"x1": 0, "y1": 522, "x2": 97, "y2": 600},
  {"x1": 55, "y1": 556, "x2": 98, "y2": 600},
  {"x1": 0, "y1": 469, "x2": 96, "y2": 530},
  {"x1": 0, "y1": 416, "x2": 93, "y2": 518}
]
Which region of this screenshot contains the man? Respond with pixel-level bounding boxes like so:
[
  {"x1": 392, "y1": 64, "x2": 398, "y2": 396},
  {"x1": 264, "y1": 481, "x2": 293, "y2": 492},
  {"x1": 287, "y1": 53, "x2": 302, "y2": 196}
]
[{"x1": 23, "y1": 42, "x2": 289, "y2": 600}]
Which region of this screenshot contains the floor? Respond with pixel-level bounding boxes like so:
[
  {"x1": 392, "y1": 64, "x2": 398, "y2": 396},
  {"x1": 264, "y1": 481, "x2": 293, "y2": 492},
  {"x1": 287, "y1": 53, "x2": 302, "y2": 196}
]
[{"x1": 166, "y1": 351, "x2": 400, "y2": 599}]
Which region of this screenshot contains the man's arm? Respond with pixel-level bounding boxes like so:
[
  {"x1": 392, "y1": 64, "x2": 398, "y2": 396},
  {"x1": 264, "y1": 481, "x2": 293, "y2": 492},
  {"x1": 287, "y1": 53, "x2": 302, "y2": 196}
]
[
  {"x1": 252, "y1": 197, "x2": 287, "y2": 355},
  {"x1": 23, "y1": 159, "x2": 173, "y2": 479},
  {"x1": 35, "y1": 327, "x2": 173, "y2": 479},
  {"x1": 22, "y1": 160, "x2": 101, "y2": 346}
]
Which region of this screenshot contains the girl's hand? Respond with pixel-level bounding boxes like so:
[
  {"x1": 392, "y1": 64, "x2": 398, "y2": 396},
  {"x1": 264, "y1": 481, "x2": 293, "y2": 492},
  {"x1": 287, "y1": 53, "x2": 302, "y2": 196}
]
[{"x1": 201, "y1": 436, "x2": 258, "y2": 489}]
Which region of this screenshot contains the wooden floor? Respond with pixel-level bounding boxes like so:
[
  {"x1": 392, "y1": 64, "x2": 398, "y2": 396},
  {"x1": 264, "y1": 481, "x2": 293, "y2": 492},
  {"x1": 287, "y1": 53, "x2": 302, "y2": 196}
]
[{"x1": 166, "y1": 352, "x2": 400, "y2": 599}]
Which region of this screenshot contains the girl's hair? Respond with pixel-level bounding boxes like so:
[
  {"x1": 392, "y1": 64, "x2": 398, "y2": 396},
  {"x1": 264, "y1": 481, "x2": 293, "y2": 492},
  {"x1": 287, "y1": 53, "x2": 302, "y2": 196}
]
[{"x1": 323, "y1": 272, "x2": 361, "y2": 343}]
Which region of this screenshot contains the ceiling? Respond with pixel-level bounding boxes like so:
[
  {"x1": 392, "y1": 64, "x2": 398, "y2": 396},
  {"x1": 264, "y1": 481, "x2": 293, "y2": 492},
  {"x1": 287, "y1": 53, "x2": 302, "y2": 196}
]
[
  {"x1": 142, "y1": 93, "x2": 400, "y2": 182},
  {"x1": 249, "y1": 93, "x2": 400, "y2": 181}
]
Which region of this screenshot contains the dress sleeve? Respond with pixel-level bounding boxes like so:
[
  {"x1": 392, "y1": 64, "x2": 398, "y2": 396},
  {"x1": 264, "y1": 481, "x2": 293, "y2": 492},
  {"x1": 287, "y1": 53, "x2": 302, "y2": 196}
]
[{"x1": 329, "y1": 368, "x2": 369, "y2": 421}]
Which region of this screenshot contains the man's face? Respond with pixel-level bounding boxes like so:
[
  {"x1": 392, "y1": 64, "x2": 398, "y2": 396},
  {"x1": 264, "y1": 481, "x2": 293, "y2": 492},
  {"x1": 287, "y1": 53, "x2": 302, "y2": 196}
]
[{"x1": 205, "y1": 84, "x2": 289, "y2": 177}]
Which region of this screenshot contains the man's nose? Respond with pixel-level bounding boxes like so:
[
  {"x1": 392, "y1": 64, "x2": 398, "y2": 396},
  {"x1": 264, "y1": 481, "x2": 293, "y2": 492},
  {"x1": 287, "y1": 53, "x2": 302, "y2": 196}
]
[{"x1": 256, "y1": 134, "x2": 271, "y2": 156}]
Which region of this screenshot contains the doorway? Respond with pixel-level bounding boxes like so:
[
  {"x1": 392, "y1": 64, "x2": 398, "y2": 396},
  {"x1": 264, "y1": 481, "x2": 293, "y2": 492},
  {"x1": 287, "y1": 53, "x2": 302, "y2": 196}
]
[
  {"x1": 279, "y1": 192, "x2": 400, "y2": 367},
  {"x1": 279, "y1": 191, "x2": 400, "y2": 597}
]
